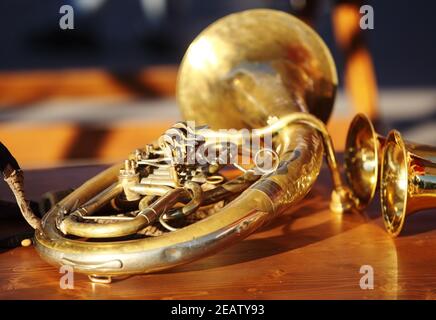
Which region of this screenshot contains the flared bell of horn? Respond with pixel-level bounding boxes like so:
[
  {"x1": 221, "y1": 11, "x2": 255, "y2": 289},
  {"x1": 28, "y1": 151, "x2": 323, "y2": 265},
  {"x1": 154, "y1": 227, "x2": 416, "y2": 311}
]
[
  {"x1": 380, "y1": 130, "x2": 436, "y2": 237},
  {"x1": 177, "y1": 9, "x2": 337, "y2": 129},
  {"x1": 177, "y1": 9, "x2": 355, "y2": 213},
  {"x1": 344, "y1": 113, "x2": 385, "y2": 209}
]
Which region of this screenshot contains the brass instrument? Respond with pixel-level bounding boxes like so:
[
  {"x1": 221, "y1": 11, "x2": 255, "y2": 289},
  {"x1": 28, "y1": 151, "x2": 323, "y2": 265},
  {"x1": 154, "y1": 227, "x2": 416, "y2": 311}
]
[
  {"x1": 344, "y1": 113, "x2": 435, "y2": 210},
  {"x1": 4, "y1": 9, "x2": 355, "y2": 283},
  {"x1": 344, "y1": 113, "x2": 385, "y2": 209},
  {"x1": 380, "y1": 130, "x2": 436, "y2": 237}
]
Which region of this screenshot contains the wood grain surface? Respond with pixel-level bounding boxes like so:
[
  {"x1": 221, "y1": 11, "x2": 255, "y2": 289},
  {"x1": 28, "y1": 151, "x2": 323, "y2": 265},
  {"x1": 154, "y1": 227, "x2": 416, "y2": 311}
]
[{"x1": 0, "y1": 161, "x2": 436, "y2": 300}]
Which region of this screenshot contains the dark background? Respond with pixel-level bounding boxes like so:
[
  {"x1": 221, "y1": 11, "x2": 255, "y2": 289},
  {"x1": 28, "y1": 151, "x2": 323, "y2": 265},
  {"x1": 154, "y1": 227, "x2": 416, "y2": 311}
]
[{"x1": 0, "y1": 0, "x2": 434, "y2": 88}]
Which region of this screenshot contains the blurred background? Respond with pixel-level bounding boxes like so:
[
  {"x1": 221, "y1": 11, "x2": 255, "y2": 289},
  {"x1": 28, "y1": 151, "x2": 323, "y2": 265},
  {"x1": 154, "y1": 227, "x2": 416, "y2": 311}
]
[{"x1": 0, "y1": 0, "x2": 435, "y2": 169}]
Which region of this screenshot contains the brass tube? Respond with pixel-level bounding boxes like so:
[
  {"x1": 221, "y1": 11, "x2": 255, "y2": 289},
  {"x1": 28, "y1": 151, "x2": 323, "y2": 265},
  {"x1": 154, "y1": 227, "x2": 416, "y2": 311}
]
[
  {"x1": 72, "y1": 182, "x2": 123, "y2": 217},
  {"x1": 139, "y1": 178, "x2": 177, "y2": 187},
  {"x1": 35, "y1": 124, "x2": 324, "y2": 276},
  {"x1": 128, "y1": 184, "x2": 173, "y2": 196},
  {"x1": 59, "y1": 188, "x2": 186, "y2": 238}
]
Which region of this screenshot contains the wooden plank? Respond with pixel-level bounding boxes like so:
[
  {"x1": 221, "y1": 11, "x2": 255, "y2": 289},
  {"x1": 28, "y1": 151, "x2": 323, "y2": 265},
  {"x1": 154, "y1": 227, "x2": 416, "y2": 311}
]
[{"x1": 0, "y1": 162, "x2": 435, "y2": 299}]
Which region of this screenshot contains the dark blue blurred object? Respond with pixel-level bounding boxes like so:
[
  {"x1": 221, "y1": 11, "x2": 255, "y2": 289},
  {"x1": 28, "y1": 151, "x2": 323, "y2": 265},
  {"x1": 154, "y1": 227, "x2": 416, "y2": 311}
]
[{"x1": 0, "y1": 0, "x2": 435, "y2": 87}]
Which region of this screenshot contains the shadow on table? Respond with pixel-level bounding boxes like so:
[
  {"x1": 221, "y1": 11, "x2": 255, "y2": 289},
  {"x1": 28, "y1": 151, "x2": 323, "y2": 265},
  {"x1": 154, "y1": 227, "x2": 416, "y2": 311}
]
[{"x1": 163, "y1": 180, "x2": 375, "y2": 274}]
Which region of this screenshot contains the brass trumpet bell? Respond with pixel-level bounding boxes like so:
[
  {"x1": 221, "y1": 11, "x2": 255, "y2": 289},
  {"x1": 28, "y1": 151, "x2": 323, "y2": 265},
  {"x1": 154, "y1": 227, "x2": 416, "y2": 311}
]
[
  {"x1": 380, "y1": 130, "x2": 436, "y2": 237},
  {"x1": 344, "y1": 113, "x2": 385, "y2": 209},
  {"x1": 344, "y1": 113, "x2": 434, "y2": 210}
]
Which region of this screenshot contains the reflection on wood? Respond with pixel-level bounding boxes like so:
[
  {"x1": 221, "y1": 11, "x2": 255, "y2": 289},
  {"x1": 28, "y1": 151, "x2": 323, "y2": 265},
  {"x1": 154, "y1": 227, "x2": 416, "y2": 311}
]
[{"x1": 1, "y1": 161, "x2": 436, "y2": 299}]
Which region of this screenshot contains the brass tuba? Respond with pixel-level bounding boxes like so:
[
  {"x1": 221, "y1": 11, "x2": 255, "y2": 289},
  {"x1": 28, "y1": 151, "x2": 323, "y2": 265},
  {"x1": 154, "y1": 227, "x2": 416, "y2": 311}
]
[{"x1": 4, "y1": 9, "x2": 354, "y2": 283}]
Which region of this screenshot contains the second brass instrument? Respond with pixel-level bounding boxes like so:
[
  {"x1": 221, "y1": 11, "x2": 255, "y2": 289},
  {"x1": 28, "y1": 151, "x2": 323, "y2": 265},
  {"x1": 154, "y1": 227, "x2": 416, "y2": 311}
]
[
  {"x1": 380, "y1": 130, "x2": 436, "y2": 236},
  {"x1": 343, "y1": 113, "x2": 436, "y2": 237},
  {"x1": 344, "y1": 113, "x2": 435, "y2": 209}
]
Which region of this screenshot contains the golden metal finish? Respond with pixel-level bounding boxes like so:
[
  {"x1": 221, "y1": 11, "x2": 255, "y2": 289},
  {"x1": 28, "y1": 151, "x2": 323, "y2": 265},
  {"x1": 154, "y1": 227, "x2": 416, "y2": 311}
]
[
  {"x1": 344, "y1": 113, "x2": 435, "y2": 210},
  {"x1": 4, "y1": 9, "x2": 357, "y2": 281},
  {"x1": 177, "y1": 9, "x2": 337, "y2": 129},
  {"x1": 344, "y1": 113, "x2": 385, "y2": 209},
  {"x1": 380, "y1": 130, "x2": 436, "y2": 237}
]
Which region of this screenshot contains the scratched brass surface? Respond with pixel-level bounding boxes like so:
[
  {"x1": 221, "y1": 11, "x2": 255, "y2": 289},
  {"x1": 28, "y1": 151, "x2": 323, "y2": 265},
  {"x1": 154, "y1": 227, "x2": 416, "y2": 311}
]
[
  {"x1": 177, "y1": 9, "x2": 337, "y2": 130},
  {"x1": 30, "y1": 9, "x2": 339, "y2": 279}
]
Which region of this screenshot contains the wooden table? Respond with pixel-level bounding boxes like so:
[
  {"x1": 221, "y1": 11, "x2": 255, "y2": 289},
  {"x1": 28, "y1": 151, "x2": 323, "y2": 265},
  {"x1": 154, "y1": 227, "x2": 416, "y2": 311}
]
[{"x1": 0, "y1": 161, "x2": 435, "y2": 300}]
